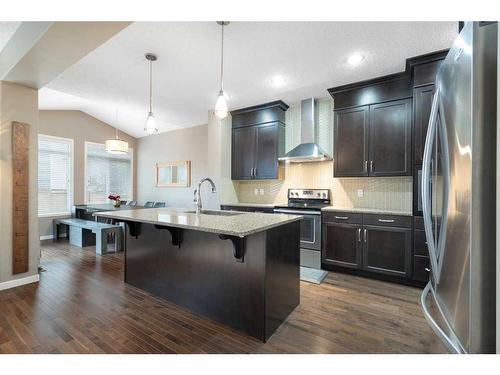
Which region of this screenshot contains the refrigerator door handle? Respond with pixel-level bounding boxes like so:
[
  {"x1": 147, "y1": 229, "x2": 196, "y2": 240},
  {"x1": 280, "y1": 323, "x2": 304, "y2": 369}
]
[
  {"x1": 435, "y1": 95, "x2": 451, "y2": 278},
  {"x1": 421, "y1": 281, "x2": 464, "y2": 353},
  {"x1": 422, "y1": 88, "x2": 440, "y2": 282}
]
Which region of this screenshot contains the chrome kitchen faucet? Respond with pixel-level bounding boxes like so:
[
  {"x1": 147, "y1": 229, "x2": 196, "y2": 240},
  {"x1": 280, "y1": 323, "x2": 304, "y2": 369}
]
[{"x1": 193, "y1": 177, "x2": 217, "y2": 214}]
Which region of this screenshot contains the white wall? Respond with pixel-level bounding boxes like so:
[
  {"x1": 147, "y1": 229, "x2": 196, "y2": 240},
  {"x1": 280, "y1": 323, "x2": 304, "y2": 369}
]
[
  {"x1": 38, "y1": 110, "x2": 138, "y2": 237},
  {"x1": 136, "y1": 124, "x2": 211, "y2": 208},
  {"x1": 0, "y1": 81, "x2": 39, "y2": 286}
]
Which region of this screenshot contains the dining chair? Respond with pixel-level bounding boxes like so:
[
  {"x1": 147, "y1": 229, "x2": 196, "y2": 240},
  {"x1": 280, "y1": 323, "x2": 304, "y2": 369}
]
[
  {"x1": 127, "y1": 200, "x2": 137, "y2": 206},
  {"x1": 144, "y1": 201, "x2": 155, "y2": 208},
  {"x1": 153, "y1": 202, "x2": 166, "y2": 208}
]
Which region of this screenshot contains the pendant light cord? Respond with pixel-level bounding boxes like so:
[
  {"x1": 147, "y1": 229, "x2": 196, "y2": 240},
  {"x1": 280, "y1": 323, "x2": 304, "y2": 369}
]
[
  {"x1": 220, "y1": 23, "x2": 224, "y2": 92},
  {"x1": 149, "y1": 59, "x2": 153, "y2": 113},
  {"x1": 115, "y1": 108, "x2": 119, "y2": 139}
]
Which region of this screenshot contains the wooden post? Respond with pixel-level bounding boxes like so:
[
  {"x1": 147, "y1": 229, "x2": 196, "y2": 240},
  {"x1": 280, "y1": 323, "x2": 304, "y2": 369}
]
[{"x1": 12, "y1": 122, "x2": 29, "y2": 274}]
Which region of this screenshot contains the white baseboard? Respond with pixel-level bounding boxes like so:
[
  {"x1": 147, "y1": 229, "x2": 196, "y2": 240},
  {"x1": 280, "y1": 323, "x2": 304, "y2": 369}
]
[
  {"x1": 40, "y1": 233, "x2": 67, "y2": 241},
  {"x1": 0, "y1": 274, "x2": 40, "y2": 291}
]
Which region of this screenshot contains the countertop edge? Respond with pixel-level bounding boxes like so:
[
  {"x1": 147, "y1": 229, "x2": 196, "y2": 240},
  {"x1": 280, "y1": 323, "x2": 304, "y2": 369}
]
[
  {"x1": 94, "y1": 211, "x2": 302, "y2": 238},
  {"x1": 321, "y1": 207, "x2": 413, "y2": 216}
]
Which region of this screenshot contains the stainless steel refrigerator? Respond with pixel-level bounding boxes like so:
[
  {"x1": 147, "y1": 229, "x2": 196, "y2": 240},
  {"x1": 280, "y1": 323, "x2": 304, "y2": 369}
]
[{"x1": 420, "y1": 21, "x2": 497, "y2": 354}]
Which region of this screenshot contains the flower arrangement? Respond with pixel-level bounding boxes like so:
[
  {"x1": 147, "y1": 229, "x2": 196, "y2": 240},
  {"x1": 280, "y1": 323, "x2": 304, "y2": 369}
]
[{"x1": 108, "y1": 194, "x2": 121, "y2": 207}]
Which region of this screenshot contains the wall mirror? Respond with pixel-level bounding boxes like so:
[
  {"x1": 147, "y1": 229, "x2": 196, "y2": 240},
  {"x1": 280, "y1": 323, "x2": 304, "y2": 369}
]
[{"x1": 156, "y1": 161, "x2": 191, "y2": 187}]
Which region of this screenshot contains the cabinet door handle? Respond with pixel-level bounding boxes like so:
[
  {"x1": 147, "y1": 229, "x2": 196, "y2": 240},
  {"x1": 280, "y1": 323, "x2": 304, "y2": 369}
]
[
  {"x1": 370, "y1": 160, "x2": 374, "y2": 173},
  {"x1": 363, "y1": 229, "x2": 367, "y2": 243},
  {"x1": 378, "y1": 219, "x2": 395, "y2": 223},
  {"x1": 357, "y1": 228, "x2": 361, "y2": 242},
  {"x1": 254, "y1": 167, "x2": 257, "y2": 177},
  {"x1": 364, "y1": 160, "x2": 368, "y2": 173},
  {"x1": 425, "y1": 268, "x2": 430, "y2": 272},
  {"x1": 251, "y1": 167, "x2": 255, "y2": 178},
  {"x1": 334, "y1": 216, "x2": 349, "y2": 220}
]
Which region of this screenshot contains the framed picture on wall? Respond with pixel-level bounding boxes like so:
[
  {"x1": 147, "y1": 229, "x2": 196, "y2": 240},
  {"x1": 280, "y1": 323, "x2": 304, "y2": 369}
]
[{"x1": 156, "y1": 161, "x2": 191, "y2": 187}]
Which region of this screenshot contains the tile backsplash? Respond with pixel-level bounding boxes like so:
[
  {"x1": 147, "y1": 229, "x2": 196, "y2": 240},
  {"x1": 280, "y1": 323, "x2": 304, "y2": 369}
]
[
  {"x1": 233, "y1": 161, "x2": 412, "y2": 212},
  {"x1": 227, "y1": 98, "x2": 412, "y2": 213}
]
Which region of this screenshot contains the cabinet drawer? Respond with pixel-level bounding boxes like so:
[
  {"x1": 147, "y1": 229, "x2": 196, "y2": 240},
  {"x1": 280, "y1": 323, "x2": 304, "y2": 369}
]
[
  {"x1": 413, "y1": 255, "x2": 430, "y2": 282},
  {"x1": 414, "y1": 229, "x2": 428, "y2": 256},
  {"x1": 363, "y1": 214, "x2": 411, "y2": 228},
  {"x1": 322, "y1": 211, "x2": 362, "y2": 224}
]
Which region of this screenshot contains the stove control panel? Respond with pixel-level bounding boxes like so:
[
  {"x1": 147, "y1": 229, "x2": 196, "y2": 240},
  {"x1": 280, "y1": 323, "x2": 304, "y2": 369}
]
[{"x1": 288, "y1": 189, "x2": 330, "y2": 200}]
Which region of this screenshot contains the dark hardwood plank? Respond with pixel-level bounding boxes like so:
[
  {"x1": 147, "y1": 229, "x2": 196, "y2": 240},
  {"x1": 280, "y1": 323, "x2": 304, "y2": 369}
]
[{"x1": 0, "y1": 240, "x2": 446, "y2": 354}]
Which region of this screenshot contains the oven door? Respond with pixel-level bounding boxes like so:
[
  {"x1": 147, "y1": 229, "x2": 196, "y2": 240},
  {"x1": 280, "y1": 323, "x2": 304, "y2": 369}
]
[{"x1": 273, "y1": 209, "x2": 321, "y2": 250}]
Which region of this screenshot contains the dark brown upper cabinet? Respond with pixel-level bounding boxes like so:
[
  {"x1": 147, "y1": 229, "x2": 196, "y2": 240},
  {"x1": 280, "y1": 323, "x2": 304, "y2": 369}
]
[
  {"x1": 334, "y1": 106, "x2": 369, "y2": 177},
  {"x1": 231, "y1": 101, "x2": 288, "y2": 180},
  {"x1": 329, "y1": 71, "x2": 412, "y2": 178},
  {"x1": 369, "y1": 99, "x2": 412, "y2": 176},
  {"x1": 328, "y1": 49, "x2": 448, "y2": 179},
  {"x1": 333, "y1": 99, "x2": 411, "y2": 177},
  {"x1": 409, "y1": 50, "x2": 447, "y2": 166},
  {"x1": 232, "y1": 126, "x2": 256, "y2": 180},
  {"x1": 413, "y1": 85, "x2": 436, "y2": 165},
  {"x1": 254, "y1": 122, "x2": 284, "y2": 179}
]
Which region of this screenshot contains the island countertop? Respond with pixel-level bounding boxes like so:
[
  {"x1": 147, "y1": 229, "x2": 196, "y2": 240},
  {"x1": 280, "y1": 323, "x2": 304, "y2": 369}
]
[{"x1": 93, "y1": 208, "x2": 302, "y2": 237}]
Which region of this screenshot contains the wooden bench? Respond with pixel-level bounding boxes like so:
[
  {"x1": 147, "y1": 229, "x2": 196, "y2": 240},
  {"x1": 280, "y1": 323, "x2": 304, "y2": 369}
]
[{"x1": 53, "y1": 218, "x2": 123, "y2": 255}]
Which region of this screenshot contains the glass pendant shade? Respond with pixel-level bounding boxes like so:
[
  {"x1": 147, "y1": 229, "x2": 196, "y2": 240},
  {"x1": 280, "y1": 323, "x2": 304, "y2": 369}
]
[
  {"x1": 214, "y1": 90, "x2": 228, "y2": 119},
  {"x1": 105, "y1": 138, "x2": 129, "y2": 154},
  {"x1": 144, "y1": 111, "x2": 158, "y2": 135}
]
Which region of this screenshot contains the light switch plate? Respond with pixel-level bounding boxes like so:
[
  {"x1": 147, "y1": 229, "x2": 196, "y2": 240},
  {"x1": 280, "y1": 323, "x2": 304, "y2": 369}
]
[
  {"x1": 254, "y1": 188, "x2": 259, "y2": 195},
  {"x1": 259, "y1": 189, "x2": 264, "y2": 195},
  {"x1": 357, "y1": 189, "x2": 364, "y2": 198}
]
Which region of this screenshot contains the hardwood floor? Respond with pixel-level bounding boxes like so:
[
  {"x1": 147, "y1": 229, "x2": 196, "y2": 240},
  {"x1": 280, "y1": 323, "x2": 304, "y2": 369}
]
[{"x1": 0, "y1": 240, "x2": 446, "y2": 354}]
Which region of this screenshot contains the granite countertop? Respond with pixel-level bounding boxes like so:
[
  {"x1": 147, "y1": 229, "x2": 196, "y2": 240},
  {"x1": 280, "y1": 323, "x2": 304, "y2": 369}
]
[
  {"x1": 321, "y1": 206, "x2": 412, "y2": 216},
  {"x1": 94, "y1": 208, "x2": 302, "y2": 238},
  {"x1": 220, "y1": 202, "x2": 281, "y2": 208}
]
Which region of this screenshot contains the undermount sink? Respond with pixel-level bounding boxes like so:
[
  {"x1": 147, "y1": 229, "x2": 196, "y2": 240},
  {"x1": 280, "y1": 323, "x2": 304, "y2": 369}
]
[{"x1": 184, "y1": 210, "x2": 243, "y2": 216}]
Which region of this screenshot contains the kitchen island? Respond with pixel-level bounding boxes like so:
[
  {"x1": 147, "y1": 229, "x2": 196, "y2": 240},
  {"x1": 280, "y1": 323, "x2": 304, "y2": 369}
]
[{"x1": 94, "y1": 208, "x2": 301, "y2": 342}]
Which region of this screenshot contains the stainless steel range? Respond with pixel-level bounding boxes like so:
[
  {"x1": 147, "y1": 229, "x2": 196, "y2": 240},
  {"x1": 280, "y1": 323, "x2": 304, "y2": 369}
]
[{"x1": 274, "y1": 189, "x2": 330, "y2": 270}]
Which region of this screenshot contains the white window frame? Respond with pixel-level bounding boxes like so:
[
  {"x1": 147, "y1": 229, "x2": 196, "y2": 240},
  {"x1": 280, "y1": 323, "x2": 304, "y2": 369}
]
[
  {"x1": 84, "y1": 141, "x2": 134, "y2": 204},
  {"x1": 37, "y1": 134, "x2": 74, "y2": 218}
]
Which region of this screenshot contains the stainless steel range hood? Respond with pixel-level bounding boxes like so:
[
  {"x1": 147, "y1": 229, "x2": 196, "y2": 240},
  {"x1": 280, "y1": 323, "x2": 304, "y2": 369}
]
[{"x1": 279, "y1": 98, "x2": 331, "y2": 163}]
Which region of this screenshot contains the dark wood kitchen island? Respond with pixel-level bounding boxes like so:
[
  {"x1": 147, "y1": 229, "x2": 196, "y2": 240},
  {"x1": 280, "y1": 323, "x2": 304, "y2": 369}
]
[{"x1": 94, "y1": 208, "x2": 301, "y2": 342}]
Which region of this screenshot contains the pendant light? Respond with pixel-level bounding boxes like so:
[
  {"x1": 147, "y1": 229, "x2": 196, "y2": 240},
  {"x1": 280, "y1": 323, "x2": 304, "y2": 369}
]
[
  {"x1": 144, "y1": 53, "x2": 158, "y2": 135},
  {"x1": 214, "y1": 21, "x2": 230, "y2": 119},
  {"x1": 106, "y1": 109, "x2": 129, "y2": 154}
]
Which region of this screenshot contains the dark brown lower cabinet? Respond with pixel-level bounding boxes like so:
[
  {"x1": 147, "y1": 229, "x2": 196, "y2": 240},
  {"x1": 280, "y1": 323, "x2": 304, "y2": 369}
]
[
  {"x1": 413, "y1": 220, "x2": 431, "y2": 282},
  {"x1": 322, "y1": 212, "x2": 416, "y2": 284},
  {"x1": 322, "y1": 222, "x2": 362, "y2": 269},
  {"x1": 413, "y1": 255, "x2": 430, "y2": 283},
  {"x1": 362, "y1": 225, "x2": 412, "y2": 278}
]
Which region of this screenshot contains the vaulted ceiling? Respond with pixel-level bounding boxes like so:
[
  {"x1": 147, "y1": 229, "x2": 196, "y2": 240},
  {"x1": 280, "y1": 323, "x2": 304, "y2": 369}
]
[{"x1": 1, "y1": 22, "x2": 457, "y2": 138}]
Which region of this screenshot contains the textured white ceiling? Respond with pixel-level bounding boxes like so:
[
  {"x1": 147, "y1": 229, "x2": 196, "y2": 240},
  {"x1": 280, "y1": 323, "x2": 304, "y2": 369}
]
[
  {"x1": 40, "y1": 21, "x2": 457, "y2": 138},
  {"x1": 0, "y1": 22, "x2": 21, "y2": 52}
]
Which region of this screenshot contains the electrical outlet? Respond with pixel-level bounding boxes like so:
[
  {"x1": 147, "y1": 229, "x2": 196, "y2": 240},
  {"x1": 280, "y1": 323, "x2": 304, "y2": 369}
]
[
  {"x1": 259, "y1": 188, "x2": 264, "y2": 195},
  {"x1": 254, "y1": 188, "x2": 259, "y2": 195},
  {"x1": 357, "y1": 189, "x2": 364, "y2": 198}
]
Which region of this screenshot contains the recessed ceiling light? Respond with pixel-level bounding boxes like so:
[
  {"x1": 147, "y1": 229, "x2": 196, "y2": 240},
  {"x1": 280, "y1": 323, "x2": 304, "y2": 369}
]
[
  {"x1": 270, "y1": 74, "x2": 287, "y2": 87},
  {"x1": 347, "y1": 53, "x2": 365, "y2": 66}
]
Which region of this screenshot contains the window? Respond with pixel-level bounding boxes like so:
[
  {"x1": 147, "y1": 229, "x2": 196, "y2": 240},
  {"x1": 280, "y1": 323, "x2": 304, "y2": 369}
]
[
  {"x1": 38, "y1": 135, "x2": 73, "y2": 217},
  {"x1": 85, "y1": 142, "x2": 133, "y2": 204}
]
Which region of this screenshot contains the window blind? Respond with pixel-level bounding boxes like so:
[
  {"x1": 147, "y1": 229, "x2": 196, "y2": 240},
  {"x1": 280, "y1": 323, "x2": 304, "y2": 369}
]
[
  {"x1": 85, "y1": 143, "x2": 133, "y2": 204},
  {"x1": 38, "y1": 135, "x2": 73, "y2": 216}
]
